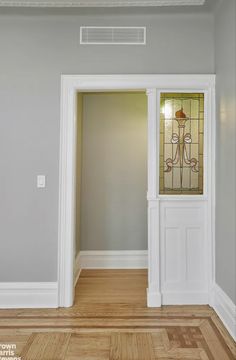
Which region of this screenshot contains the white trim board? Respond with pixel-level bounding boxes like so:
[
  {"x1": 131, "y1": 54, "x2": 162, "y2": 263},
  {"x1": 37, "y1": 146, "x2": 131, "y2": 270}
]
[
  {"x1": 0, "y1": 1, "x2": 206, "y2": 8},
  {"x1": 78, "y1": 250, "x2": 148, "y2": 269},
  {"x1": 211, "y1": 283, "x2": 236, "y2": 341},
  {"x1": 0, "y1": 282, "x2": 58, "y2": 309},
  {"x1": 162, "y1": 291, "x2": 209, "y2": 305}
]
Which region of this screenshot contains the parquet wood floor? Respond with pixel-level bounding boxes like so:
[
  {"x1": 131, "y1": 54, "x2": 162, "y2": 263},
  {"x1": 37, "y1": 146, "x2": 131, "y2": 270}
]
[{"x1": 0, "y1": 270, "x2": 235, "y2": 359}]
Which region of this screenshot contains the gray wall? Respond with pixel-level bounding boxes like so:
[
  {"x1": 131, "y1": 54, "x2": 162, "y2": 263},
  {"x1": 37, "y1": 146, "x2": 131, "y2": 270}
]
[
  {"x1": 214, "y1": 0, "x2": 236, "y2": 303},
  {"x1": 80, "y1": 92, "x2": 147, "y2": 251},
  {"x1": 0, "y1": 10, "x2": 214, "y2": 282}
]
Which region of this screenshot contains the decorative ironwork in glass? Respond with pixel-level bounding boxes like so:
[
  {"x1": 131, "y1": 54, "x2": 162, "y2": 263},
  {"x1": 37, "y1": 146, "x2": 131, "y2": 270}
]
[{"x1": 159, "y1": 93, "x2": 204, "y2": 195}]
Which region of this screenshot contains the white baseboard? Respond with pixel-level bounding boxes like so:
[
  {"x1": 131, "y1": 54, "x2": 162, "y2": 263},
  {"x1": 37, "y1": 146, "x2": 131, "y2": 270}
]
[
  {"x1": 211, "y1": 283, "x2": 236, "y2": 341},
  {"x1": 0, "y1": 282, "x2": 58, "y2": 309},
  {"x1": 74, "y1": 252, "x2": 81, "y2": 286},
  {"x1": 147, "y1": 288, "x2": 162, "y2": 307},
  {"x1": 161, "y1": 291, "x2": 209, "y2": 305},
  {"x1": 78, "y1": 250, "x2": 148, "y2": 269}
]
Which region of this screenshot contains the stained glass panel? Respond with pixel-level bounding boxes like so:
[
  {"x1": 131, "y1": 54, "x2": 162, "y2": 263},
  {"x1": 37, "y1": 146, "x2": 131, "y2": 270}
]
[{"x1": 159, "y1": 93, "x2": 204, "y2": 195}]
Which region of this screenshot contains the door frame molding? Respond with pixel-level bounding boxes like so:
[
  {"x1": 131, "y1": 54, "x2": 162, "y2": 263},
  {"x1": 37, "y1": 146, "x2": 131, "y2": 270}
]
[{"x1": 58, "y1": 74, "x2": 215, "y2": 307}]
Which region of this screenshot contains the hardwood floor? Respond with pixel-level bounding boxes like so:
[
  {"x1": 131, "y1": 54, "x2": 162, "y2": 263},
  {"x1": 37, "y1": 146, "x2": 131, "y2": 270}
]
[{"x1": 0, "y1": 270, "x2": 235, "y2": 359}]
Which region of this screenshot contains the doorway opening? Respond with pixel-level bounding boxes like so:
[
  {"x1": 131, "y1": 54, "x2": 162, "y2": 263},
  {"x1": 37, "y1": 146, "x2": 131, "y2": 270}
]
[
  {"x1": 75, "y1": 91, "x2": 148, "y2": 283},
  {"x1": 58, "y1": 75, "x2": 214, "y2": 308}
]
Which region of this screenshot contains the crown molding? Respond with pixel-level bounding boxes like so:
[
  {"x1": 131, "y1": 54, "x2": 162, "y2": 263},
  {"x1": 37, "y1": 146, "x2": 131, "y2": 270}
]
[{"x1": 0, "y1": 0, "x2": 206, "y2": 8}]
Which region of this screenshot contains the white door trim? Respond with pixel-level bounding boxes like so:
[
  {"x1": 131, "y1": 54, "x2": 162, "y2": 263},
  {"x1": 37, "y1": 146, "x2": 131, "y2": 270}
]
[{"x1": 58, "y1": 74, "x2": 215, "y2": 307}]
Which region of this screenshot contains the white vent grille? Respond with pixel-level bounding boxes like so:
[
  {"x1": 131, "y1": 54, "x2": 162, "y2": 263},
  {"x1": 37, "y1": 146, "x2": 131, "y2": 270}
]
[{"x1": 80, "y1": 27, "x2": 146, "y2": 45}]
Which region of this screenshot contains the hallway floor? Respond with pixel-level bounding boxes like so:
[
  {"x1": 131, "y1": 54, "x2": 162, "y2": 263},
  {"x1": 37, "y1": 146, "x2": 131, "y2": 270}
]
[{"x1": 0, "y1": 270, "x2": 235, "y2": 359}]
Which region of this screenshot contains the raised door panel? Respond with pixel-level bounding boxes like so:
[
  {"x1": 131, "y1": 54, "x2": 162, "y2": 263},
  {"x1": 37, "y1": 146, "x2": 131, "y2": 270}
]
[
  {"x1": 160, "y1": 201, "x2": 208, "y2": 304},
  {"x1": 186, "y1": 227, "x2": 205, "y2": 284},
  {"x1": 164, "y1": 227, "x2": 181, "y2": 284}
]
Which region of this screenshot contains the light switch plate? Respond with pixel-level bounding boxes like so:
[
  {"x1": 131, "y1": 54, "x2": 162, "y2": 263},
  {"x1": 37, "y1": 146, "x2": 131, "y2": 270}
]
[{"x1": 37, "y1": 175, "x2": 46, "y2": 188}]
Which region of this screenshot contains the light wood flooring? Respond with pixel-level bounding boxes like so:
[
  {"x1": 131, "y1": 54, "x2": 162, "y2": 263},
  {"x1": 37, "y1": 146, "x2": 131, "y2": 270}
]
[{"x1": 0, "y1": 269, "x2": 235, "y2": 359}]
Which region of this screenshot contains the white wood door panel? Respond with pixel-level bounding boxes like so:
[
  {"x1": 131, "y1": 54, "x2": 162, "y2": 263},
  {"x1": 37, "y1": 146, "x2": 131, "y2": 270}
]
[
  {"x1": 186, "y1": 226, "x2": 205, "y2": 283},
  {"x1": 164, "y1": 205, "x2": 203, "y2": 227},
  {"x1": 164, "y1": 227, "x2": 181, "y2": 284},
  {"x1": 160, "y1": 201, "x2": 208, "y2": 302}
]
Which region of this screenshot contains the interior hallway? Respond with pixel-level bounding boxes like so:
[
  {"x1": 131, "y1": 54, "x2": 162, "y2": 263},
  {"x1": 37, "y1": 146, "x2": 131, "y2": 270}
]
[{"x1": 0, "y1": 270, "x2": 235, "y2": 359}]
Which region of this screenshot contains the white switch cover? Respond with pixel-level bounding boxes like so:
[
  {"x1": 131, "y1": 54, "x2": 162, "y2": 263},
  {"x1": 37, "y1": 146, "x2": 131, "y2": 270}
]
[{"x1": 37, "y1": 175, "x2": 46, "y2": 188}]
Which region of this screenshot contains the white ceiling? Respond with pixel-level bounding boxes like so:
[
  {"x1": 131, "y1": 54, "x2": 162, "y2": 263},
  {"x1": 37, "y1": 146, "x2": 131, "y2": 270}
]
[{"x1": 0, "y1": 0, "x2": 206, "y2": 7}]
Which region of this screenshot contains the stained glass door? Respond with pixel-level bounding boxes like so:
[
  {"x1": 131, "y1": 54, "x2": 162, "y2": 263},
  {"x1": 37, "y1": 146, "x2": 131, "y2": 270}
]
[{"x1": 159, "y1": 93, "x2": 204, "y2": 195}]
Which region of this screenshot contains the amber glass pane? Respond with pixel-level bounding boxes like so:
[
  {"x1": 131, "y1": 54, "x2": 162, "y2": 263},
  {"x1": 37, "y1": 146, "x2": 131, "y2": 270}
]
[{"x1": 159, "y1": 93, "x2": 204, "y2": 195}]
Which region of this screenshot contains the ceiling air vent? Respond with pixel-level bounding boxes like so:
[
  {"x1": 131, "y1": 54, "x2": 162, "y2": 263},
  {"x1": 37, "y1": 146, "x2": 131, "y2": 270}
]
[{"x1": 80, "y1": 26, "x2": 146, "y2": 45}]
